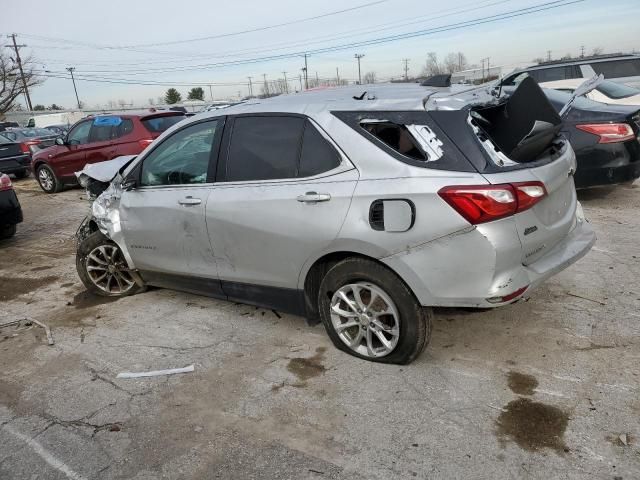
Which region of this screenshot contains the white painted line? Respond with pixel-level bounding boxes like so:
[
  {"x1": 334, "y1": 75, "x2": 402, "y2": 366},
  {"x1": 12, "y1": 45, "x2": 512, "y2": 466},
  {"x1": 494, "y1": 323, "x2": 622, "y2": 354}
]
[
  {"x1": 116, "y1": 364, "x2": 194, "y2": 379},
  {"x1": 4, "y1": 424, "x2": 87, "y2": 480}
]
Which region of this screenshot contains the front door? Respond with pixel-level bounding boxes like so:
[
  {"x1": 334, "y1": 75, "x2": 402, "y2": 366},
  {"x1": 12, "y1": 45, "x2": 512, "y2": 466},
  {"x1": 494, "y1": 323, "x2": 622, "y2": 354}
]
[
  {"x1": 52, "y1": 119, "x2": 92, "y2": 178},
  {"x1": 206, "y1": 115, "x2": 358, "y2": 300},
  {"x1": 119, "y1": 118, "x2": 223, "y2": 293}
]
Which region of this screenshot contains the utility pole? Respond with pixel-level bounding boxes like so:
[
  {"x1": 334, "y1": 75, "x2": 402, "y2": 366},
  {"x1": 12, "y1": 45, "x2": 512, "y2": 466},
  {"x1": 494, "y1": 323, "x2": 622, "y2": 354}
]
[
  {"x1": 66, "y1": 67, "x2": 81, "y2": 109},
  {"x1": 355, "y1": 53, "x2": 365, "y2": 84},
  {"x1": 481, "y1": 58, "x2": 485, "y2": 82},
  {"x1": 208, "y1": 85, "x2": 214, "y2": 101},
  {"x1": 546, "y1": 50, "x2": 552, "y2": 62},
  {"x1": 282, "y1": 71, "x2": 288, "y2": 94},
  {"x1": 262, "y1": 73, "x2": 268, "y2": 96},
  {"x1": 315, "y1": 71, "x2": 319, "y2": 86},
  {"x1": 486, "y1": 57, "x2": 490, "y2": 80},
  {"x1": 303, "y1": 54, "x2": 309, "y2": 90},
  {"x1": 247, "y1": 76, "x2": 253, "y2": 97},
  {"x1": 6, "y1": 34, "x2": 33, "y2": 111},
  {"x1": 580, "y1": 45, "x2": 585, "y2": 58},
  {"x1": 298, "y1": 74, "x2": 303, "y2": 92},
  {"x1": 336, "y1": 67, "x2": 340, "y2": 85},
  {"x1": 402, "y1": 58, "x2": 409, "y2": 81}
]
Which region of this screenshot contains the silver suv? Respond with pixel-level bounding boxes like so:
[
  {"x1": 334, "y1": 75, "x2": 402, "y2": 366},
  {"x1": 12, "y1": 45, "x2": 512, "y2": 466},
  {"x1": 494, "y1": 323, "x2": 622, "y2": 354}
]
[{"x1": 76, "y1": 79, "x2": 595, "y2": 364}]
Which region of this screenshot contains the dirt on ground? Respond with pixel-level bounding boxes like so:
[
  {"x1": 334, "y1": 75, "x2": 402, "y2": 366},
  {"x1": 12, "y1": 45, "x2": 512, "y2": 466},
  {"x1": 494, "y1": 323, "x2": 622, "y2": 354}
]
[{"x1": 1, "y1": 177, "x2": 639, "y2": 480}]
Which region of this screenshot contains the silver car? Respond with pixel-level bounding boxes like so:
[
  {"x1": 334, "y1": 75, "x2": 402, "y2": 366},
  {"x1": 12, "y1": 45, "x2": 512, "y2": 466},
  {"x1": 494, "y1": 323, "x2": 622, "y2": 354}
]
[{"x1": 75, "y1": 78, "x2": 595, "y2": 364}]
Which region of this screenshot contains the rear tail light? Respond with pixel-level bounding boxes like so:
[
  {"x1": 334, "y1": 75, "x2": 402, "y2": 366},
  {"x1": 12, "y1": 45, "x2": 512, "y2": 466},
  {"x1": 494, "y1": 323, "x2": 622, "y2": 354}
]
[
  {"x1": 0, "y1": 174, "x2": 13, "y2": 191},
  {"x1": 19, "y1": 142, "x2": 30, "y2": 154},
  {"x1": 138, "y1": 139, "x2": 154, "y2": 149},
  {"x1": 438, "y1": 182, "x2": 547, "y2": 225},
  {"x1": 576, "y1": 123, "x2": 635, "y2": 144}
]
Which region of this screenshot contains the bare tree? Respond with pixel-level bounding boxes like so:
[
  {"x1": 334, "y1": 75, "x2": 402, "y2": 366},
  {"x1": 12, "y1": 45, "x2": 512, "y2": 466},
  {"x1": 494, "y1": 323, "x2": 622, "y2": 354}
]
[
  {"x1": 106, "y1": 100, "x2": 117, "y2": 109},
  {"x1": 0, "y1": 51, "x2": 43, "y2": 116},
  {"x1": 363, "y1": 71, "x2": 377, "y2": 84},
  {"x1": 117, "y1": 99, "x2": 127, "y2": 108},
  {"x1": 148, "y1": 98, "x2": 155, "y2": 106},
  {"x1": 443, "y1": 52, "x2": 468, "y2": 73},
  {"x1": 591, "y1": 46, "x2": 604, "y2": 56},
  {"x1": 422, "y1": 52, "x2": 443, "y2": 76}
]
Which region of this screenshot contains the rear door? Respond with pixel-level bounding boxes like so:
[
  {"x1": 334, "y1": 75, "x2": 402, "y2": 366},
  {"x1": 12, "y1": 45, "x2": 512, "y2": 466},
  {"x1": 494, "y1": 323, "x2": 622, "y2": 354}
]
[
  {"x1": 206, "y1": 115, "x2": 358, "y2": 297},
  {"x1": 119, "y1": 118, "x2": 222, "y2": 286}
]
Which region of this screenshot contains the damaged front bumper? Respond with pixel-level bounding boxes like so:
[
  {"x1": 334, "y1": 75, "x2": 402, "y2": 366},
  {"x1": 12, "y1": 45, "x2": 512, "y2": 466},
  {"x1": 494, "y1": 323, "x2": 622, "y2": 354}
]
[{"x1": 381, "y1": 203, "x2": 595, "y2": 308}]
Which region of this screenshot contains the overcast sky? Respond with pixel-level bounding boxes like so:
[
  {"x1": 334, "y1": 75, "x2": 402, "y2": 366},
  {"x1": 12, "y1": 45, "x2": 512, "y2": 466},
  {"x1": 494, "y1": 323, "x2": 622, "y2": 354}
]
[{"x1": 2, "y1": 0, "x2": 639, "y2": 108}]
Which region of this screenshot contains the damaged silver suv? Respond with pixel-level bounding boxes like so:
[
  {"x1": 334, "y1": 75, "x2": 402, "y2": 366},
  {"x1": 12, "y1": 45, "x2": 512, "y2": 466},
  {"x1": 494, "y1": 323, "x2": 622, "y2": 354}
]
[{"x1": 76, "y1": 77, "x2": 595, "y2": 364}]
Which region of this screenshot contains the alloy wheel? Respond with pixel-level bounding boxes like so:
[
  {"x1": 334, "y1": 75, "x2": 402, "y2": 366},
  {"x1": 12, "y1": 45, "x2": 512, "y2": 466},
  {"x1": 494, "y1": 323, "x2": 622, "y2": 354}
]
[
  {"x1": 329, "y1": 282, "x2": 400, "y2": 358},
  {"x1": 38, "y1": 168, "x2": 54, "y2": 191},
  {"x1": 85, "y1": 244, "x2": 136, "y2": 295}
]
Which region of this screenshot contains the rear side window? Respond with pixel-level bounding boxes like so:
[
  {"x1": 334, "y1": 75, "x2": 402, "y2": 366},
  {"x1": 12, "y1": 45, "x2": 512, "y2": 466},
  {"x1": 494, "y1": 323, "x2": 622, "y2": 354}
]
[
  {"x1": 89, "y1": 124, "x2": 112, "y2": 142},
  {"x1": 362, "y1": 122, "x2": 426, "y2": 161},
  {"x1": 528, "y1": 66, "x2": 580, "y2": 83},
  {"x1": 299, "y1": 121, "x2": 341, "y2": 177},
  {"x1": 113, "y1": 119, "x2": 134, "y2": 138},
  {"x1": 141, "y1": 115, "x2": 185, "y2": 133},
  {"x1": 591, "y1": 59, "x2": 640, "y2": 78},
  {"x1": 226, "y1": 116, "x2": 304, "y2": 181}
]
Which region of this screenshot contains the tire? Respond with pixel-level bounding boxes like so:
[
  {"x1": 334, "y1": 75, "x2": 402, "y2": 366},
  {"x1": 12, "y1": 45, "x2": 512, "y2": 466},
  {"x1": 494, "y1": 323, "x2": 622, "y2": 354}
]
[
  {"x1": 76, "y1": 230, "x2": 144, "y2": 297},
  {"x1": 14, "y1": 169, "x2": 28, "y2": 179},
  {"x1": 0, "y1": 224, "x2": 16, "y2": 239},
  {"x1": 36, "y1": 164, "x2": 62, "y2": 193},
  {"x1": 318, "y1": 257, "x2": 432, "y2": 364}
]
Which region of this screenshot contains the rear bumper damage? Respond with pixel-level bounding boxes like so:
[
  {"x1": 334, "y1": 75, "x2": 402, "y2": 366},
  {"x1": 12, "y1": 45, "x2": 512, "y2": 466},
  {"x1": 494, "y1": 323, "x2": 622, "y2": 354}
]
[{"x1": 381, "y1": 203, "x2": 595, "y2": 308}]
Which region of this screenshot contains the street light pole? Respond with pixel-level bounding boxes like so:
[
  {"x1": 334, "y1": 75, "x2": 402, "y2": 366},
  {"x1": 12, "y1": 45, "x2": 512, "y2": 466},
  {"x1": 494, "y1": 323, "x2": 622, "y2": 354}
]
[
  {"x1": 66, "y1": 67, "x2": 81, "y2": 109},
  {"x1": 355, "y1": 54, "x2": 365, "y2": 85}
]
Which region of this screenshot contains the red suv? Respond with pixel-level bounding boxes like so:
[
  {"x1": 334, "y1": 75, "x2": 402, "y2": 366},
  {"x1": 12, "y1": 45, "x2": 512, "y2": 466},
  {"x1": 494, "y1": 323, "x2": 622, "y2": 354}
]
[{"x1": 31, "y1": 111, "x2": 186, "y2": 193}]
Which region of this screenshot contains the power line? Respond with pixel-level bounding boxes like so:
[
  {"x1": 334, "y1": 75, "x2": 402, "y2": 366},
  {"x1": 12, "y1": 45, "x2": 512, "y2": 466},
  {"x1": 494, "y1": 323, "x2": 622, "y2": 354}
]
[
  {"x1": 17, "y1": 0, "x2": 534, "y2": 68},
  {"x1": 33, "y1": 0, "x2": 582, "y2": 77},
  {"x1": 120, "y1": 0, "x2": 388, "y2": 48}
]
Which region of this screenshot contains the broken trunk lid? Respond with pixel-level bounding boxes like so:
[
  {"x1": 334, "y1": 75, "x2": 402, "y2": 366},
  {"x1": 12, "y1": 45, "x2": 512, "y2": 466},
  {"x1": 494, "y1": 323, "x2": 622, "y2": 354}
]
[{"x1": 470, "y1": 76, "x2": 563, "y2": 164}]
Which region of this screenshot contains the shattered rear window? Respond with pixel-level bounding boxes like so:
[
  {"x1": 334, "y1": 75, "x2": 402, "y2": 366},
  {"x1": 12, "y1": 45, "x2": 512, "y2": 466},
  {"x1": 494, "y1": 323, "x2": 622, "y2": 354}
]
[{"x1": 361, "y1": 121, "x2": 426, "y2": 161}]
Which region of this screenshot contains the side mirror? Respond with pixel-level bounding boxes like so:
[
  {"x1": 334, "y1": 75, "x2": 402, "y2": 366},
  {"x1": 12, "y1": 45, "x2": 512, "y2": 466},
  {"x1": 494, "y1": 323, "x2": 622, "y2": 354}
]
[
  {"x1": 121, "y1": 177, "x2": 137, "y2": 191},
  {"x1": 55, "y1": 137, "x2": 65, "y2": 146}
]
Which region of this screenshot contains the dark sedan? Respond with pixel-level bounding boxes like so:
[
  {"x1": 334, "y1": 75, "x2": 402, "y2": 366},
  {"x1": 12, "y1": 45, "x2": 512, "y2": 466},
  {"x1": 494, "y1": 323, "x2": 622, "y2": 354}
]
[
  {"x1": 0, "y1": 133, "x2": 31, "y2": 178},
  {"x1": 0, "y1": 174, "x2": 22, "y2": 239},
  {"x1": 544, "y1": 89, "x2": 640, "y2": 188},
  {"x1": 1, "y1": 128, "x2": 60, "y2": 155}
]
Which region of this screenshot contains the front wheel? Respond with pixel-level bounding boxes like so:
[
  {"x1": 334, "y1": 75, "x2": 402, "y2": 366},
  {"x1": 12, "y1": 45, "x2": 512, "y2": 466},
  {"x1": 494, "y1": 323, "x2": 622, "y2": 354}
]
[
  {"x1": 318, "y1": 257, "x2": 432, "y2": 364},
  {"x1": 36, "y1": 164, "x2": 62, "y2": 193},
  {"x1": 76, "y1": 231, "x2": 144, "y2": 297}
]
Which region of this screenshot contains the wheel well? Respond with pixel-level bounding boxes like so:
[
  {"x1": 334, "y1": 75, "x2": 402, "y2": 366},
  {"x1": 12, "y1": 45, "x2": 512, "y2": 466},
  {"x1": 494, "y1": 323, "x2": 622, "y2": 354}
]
[
  {"x1": 32, "y1": 160, "x2": 47, "y2": 171},
  {"x1": 303, "y1": 251, "x2": 389, "y2": 323}
]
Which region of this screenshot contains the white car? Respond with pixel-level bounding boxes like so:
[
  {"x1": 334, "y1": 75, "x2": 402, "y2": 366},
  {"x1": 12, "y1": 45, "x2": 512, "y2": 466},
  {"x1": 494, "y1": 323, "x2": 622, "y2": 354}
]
[{"x1": 540, "y1": 79, "x2": 640, "y2": 106}]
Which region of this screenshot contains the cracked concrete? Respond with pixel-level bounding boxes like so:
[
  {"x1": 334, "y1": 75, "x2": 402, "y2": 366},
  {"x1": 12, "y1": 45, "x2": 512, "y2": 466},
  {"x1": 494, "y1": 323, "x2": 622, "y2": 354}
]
[{"x1": 1, "y1": 178, "x2": 639, "y2": 479}]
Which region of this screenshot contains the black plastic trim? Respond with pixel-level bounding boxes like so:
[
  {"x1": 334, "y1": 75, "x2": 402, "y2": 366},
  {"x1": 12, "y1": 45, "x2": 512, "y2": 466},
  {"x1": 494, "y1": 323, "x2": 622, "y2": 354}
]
[
  {"x1": 369, "y1": 198, "x2": 416, "y2": 232},
  {"x1": 137, "y1": 270, "x2": 307, "y2": 317}
]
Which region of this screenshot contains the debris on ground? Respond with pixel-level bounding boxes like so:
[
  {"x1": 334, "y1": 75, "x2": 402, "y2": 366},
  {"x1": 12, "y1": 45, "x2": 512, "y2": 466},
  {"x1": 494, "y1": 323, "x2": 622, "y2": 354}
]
[{"x1": 116, "y1": 365, "x2": 195, "y2": 379}]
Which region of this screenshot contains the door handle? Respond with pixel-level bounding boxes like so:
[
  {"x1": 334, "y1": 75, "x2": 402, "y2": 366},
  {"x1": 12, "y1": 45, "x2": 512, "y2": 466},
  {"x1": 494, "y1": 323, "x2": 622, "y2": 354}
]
[
  {"x1": 178, "y1": 196, "x2": 202, "y2": 206},
  {"x1": 297, "y1": 192, "x2": 331, "y2": 203}
]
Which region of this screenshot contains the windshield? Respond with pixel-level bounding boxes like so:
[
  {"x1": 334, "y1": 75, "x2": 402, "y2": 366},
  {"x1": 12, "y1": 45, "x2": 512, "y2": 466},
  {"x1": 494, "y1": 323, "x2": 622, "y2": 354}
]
[
  {"x1": 141, "y1": 115, "x2": 185, "y2": 133},
  {"x1": 596, "y1": 80, "x2": 640, "y2": 99}
]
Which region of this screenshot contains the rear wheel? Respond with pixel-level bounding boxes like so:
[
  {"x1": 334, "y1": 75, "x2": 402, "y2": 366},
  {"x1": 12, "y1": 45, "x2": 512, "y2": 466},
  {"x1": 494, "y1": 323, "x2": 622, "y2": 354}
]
[
  {"x1": 318, "y1": 257, "x2": 432, "y2": 364},
  {"x1": 36, "y1": 165, "x2": 62, "y2": 193},
  {"x1": 76, "y1": 231, "x2": 144, "y2": 297}
]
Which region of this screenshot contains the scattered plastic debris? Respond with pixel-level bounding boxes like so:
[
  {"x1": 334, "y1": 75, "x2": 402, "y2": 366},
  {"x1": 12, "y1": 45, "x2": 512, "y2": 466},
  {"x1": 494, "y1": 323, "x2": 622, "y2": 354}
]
[{"x1": 116, "y1": 365, "x2": 194, "y2": 379}]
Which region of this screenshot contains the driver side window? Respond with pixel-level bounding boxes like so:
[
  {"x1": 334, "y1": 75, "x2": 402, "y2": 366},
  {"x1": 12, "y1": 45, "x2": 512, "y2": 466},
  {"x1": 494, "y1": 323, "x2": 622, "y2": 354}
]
[
  {"x1": 68, "y1": 121, "x2": 92, "y2": 145},
  {"x1": 140, "y1": 120, "x2": 218, "y2": 187}
]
